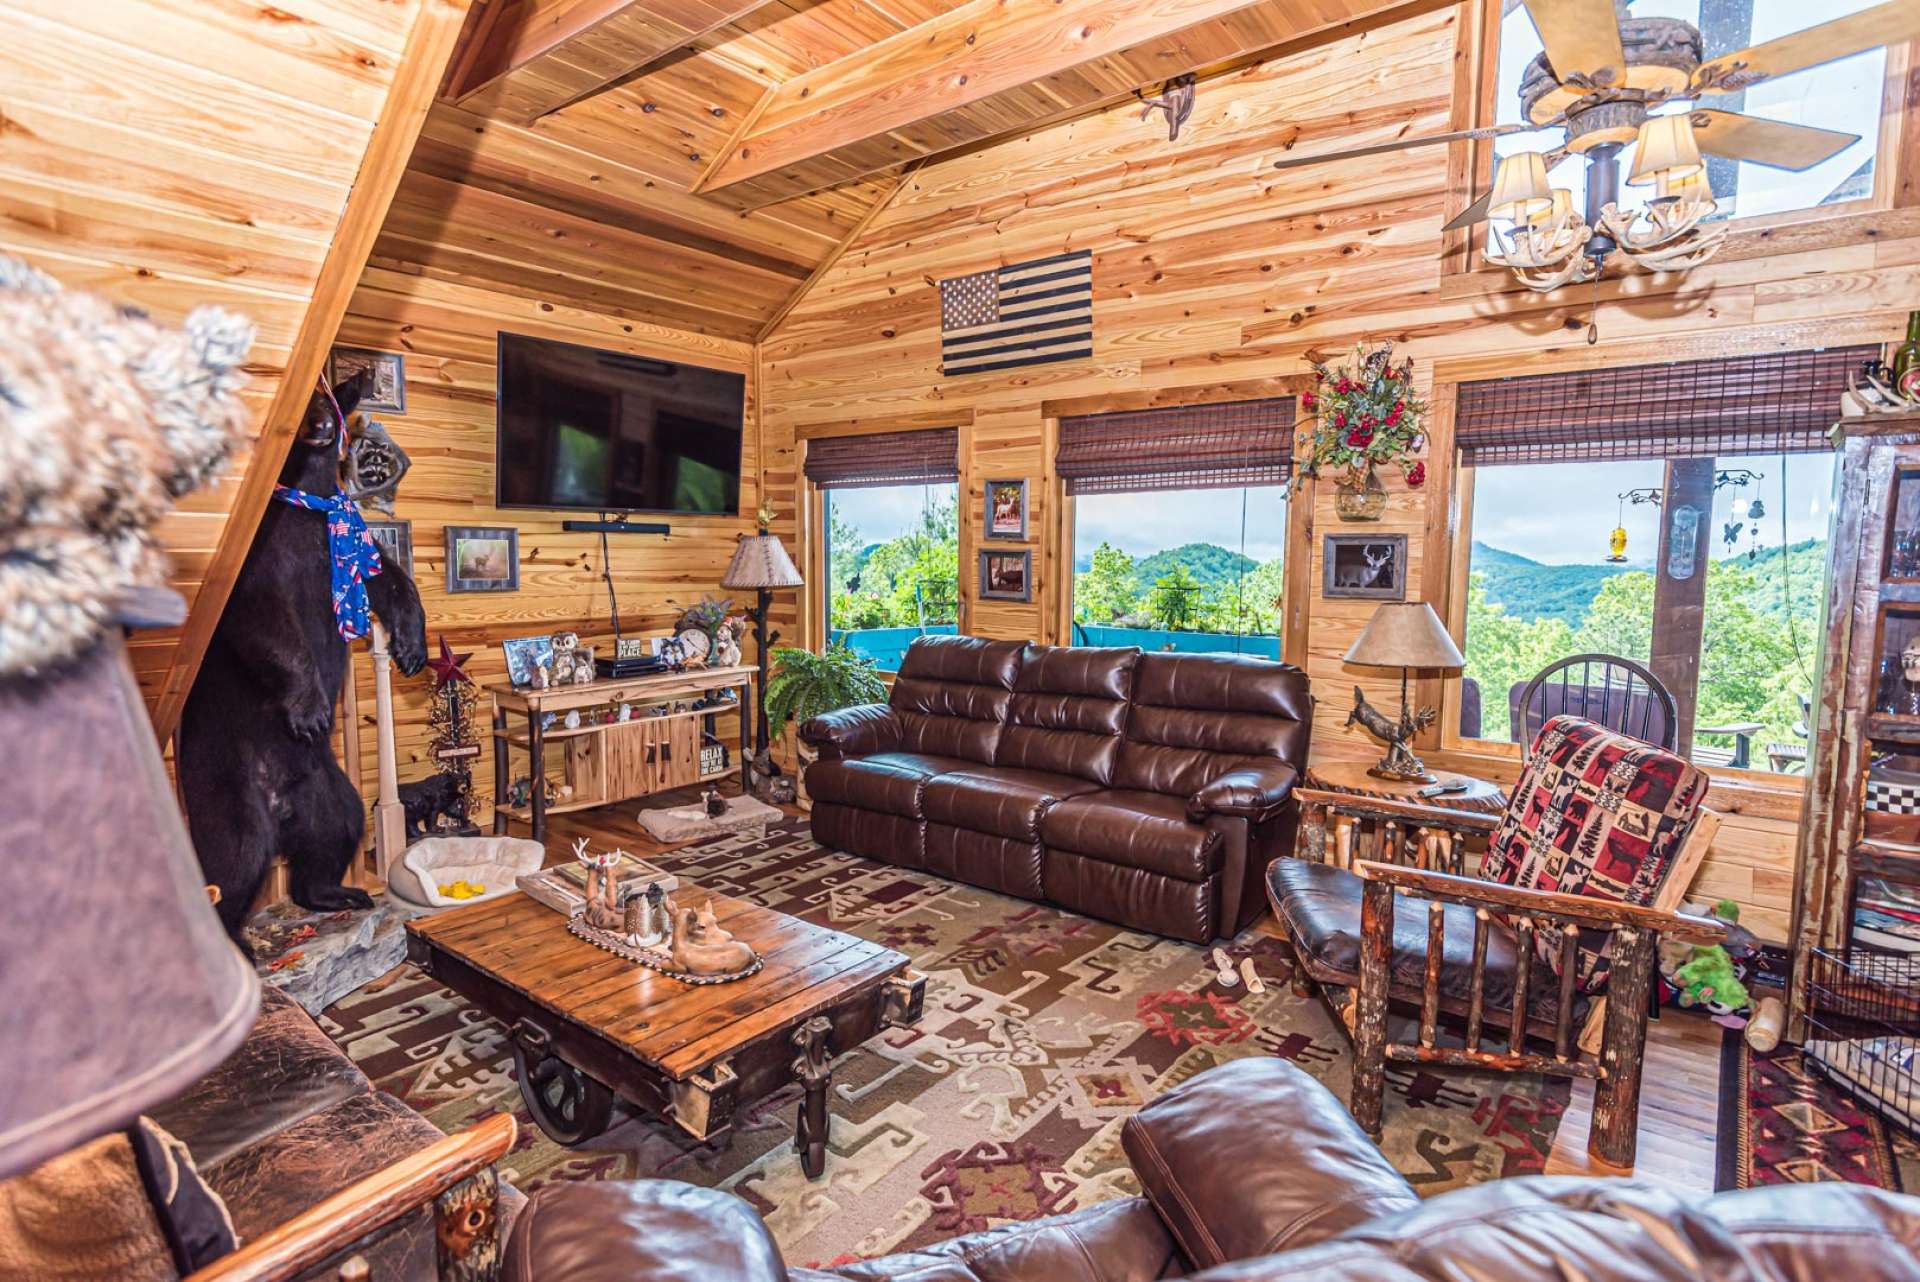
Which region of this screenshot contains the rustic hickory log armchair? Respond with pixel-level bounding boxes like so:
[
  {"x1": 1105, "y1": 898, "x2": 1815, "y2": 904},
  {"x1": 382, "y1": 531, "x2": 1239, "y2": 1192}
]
[{"x1": 1269, "y1": 715, "x2": 1726, "y2": 1168}]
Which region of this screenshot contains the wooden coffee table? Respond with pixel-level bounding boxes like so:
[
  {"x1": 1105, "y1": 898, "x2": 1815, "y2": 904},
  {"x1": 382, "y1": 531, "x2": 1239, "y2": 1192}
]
[{"x1": 405, "y1": 888, "x2": 923, "y2": 1178}]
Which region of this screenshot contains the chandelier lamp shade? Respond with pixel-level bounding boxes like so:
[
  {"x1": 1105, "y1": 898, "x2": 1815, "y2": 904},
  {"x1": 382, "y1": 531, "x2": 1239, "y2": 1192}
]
[
  {"x1": 1626, "y1": 113, "x2": 1705, "y2": 187},
  {"x1": 1488, "y1": 150, "x2": 1554, "y2": 223}
]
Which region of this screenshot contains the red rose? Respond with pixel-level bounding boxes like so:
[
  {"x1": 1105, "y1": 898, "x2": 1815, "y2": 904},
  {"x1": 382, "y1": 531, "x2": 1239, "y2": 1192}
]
[
  {"x1": 1301, "y1": 391, "x2": 1317, "y2": 410},
  {"x1": 1333, "y1": 411, "x2": 1347, "y2": 427},
  {"x1": 1346, "y1": 427, "x2": 1374, "y2": 448},
  {"x1": 1406, "y1": 460, "x2": 1426, "y2": 487}
]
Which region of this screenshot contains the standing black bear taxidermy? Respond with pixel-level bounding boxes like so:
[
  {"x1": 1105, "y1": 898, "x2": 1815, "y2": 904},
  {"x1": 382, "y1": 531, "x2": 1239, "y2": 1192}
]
[{"x1": 179, "y1": 373, "x2": 427, "y2": 948}]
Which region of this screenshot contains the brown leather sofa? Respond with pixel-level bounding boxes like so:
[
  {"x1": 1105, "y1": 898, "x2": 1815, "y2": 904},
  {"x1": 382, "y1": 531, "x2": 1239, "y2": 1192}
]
[
  {"x1": 800, "y1": 637, "x2": 1313, "y2": 942},
  {"x1": 500, "y1": 1054, "x2": 1920, "y2": 1282}
]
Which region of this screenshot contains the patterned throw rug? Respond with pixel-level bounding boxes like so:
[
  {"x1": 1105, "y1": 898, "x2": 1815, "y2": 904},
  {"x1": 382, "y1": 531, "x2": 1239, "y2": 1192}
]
[
  {"x1": 1716, "y1": 1030, "x2": 1920, "y2": 1189},
  {"x1": 323, "y1": 820, "x2": 1566, "y2": 1267}
]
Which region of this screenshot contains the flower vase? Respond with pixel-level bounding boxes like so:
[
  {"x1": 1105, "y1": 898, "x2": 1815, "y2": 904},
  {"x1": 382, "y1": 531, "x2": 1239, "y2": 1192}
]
[{"x1": 1334, "y1": 464, "x2": 1387, "y2": 521}]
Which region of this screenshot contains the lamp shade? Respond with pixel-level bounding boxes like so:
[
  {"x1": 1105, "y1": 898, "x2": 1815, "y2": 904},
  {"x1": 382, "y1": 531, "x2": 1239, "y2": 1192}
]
[
  {"x1": 1343, "y1": 601, "x2": 1465, "y2": 670},
  {"x1": 0, "y1": 590, "x2": 258, "y2": 1180},
  {"x1": 1657, "y1": 167, "x2": 1717, "y2": 209},
  {"x1": 721, "y1": 530, "x2": 805, "y2": 591},
  {"x1": 1489, "y1": 151, "x2": 1553, "y2": 223},
  {"x1": 1627, "y1": 114, "x2": 1704, "y2": 187},
  {"x1": 1528, "y1": 187, "x2": 1574, "y2": 227}
]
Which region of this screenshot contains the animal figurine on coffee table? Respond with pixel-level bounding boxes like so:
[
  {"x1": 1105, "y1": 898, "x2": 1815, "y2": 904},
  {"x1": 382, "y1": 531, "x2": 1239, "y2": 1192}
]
[
  {"x1": 178, "y1": 372, "x2": 428, "y2": 951},
  {"x1": 672, "y1": 901, "x2": 757, "y2": 976}
]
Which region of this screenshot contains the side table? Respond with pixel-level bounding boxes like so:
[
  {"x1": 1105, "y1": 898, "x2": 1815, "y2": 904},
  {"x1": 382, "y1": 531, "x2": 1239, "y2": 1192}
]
[{"x1": 1295, "y1": 760, "x2": 1506, "y2": 874}]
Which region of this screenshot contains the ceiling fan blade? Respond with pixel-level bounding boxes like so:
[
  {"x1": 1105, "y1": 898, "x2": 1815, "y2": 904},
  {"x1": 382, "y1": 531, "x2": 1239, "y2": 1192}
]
[
  {"x1": 1690, "y1": 2, "x2": 1920, "y2": 94},
  {"x1": 1689, "y1": 110, "x2": 1860, "y2": 170},
  {"x1": 1270, "y1": 125, "x2": 1526, "y2": 172},
  {"x1": 1523, "y1": 0, "x2": 1627, "y2": 87},
  {"x1": 1443, "y1": 147, "x2": 1569, "y2": 230}
]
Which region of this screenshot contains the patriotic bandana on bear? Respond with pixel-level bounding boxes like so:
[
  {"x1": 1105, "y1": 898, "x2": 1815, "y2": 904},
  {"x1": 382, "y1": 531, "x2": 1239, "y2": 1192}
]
[{"x1": 273, "y1": 375, "x2": 383, "y2": 641}]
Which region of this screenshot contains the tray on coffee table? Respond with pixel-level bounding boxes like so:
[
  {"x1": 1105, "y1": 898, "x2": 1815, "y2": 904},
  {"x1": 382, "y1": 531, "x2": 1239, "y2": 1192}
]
[{"x1": 405, "y1": 889, "x2": 923, "y2": 1177}]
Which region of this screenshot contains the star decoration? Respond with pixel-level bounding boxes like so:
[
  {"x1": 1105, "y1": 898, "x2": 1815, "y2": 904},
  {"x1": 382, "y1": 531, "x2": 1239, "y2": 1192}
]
[{"x1": 426, "y1": 634, "x2": 474, "y2": 687}]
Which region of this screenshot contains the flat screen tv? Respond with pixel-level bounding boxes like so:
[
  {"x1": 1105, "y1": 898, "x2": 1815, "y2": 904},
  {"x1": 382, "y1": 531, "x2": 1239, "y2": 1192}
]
[{"x1": 495, "y1": 331, "x2": 745, "y2": 515}]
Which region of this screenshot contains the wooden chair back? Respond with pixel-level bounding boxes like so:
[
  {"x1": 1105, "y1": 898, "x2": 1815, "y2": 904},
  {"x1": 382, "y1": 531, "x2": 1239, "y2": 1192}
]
[{"x1": 1510, "y1": 654, "x2": 1678, "y2": 751}]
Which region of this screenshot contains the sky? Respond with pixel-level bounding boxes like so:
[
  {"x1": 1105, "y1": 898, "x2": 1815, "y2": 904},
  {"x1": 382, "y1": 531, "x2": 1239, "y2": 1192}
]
[
  {"x1": 1470, "y1": 451, "x2": 1837, "y2": 566},
  {"x1": 1492, "y1": 0, "x2": 1885, "y2": 225}
]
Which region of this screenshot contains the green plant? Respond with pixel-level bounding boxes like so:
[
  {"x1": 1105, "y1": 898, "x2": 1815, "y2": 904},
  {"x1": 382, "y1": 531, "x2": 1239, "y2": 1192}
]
[
  {"x1": 764, "y1": 641, "x2": 887, "y2": 742},
  {"x1": 1298, "y1": 339, "x2": 1428, "y2": 489},
  {"x1": 1147, "y1": 564, "x2": 1202, "y2": 631}
]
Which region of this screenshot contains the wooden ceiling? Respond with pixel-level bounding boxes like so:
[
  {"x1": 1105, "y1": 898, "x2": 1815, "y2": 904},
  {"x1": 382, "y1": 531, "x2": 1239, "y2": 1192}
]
[{"x1": 375, "y1": 0, "x2": 1410, "y2": 342}]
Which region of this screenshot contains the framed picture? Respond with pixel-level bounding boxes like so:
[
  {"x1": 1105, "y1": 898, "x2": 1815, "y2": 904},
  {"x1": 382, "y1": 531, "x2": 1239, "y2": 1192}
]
[
  {"x1": 328, "y1": 346, "x2": 407, "y2": 414},
  {"x1": 979, "y1": 548, "x2": 1032, "y2": 602},
  {"x1": 445, "y1": 525, "x2": 519, "y2": 593},
  {"x1": 1323, "y1": 534, "x2": 1407, "y2": 600},
  {"x1": 983, "y1": 478, "x2": 1029, "y2": 541},
  {"x1": 364, "y1": 518, "x2": 412, "y2": 578},
  {"x1": 501, "y1": 635, "x2": 555, "y2": 689}
]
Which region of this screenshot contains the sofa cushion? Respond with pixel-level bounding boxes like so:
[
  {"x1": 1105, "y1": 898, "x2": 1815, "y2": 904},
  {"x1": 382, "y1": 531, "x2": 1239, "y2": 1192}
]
[
  {"x1": 889, "y1": 636, "x2": 1025, "y2": 765},
  {"x1": 997, "y1": 645, "x2": 1139, "y2": 785},
  {"x1": 924, "y1": 766, "x2": 1100, "y2": 840},
  {"x1": 150, "y1": 984, "x2": 370, "y2": 1171},
  {"x1": 1479, "y1": 715, "x2": 1709, "y2": 993},
  {"x1": 507, "y1": 1181, "x2": 788, "y2": 1282},
  {"x1": 802, "y1": 1197, "x2": 1180, "y2": 1282},
  {"x1": 1114, "y1": 655, "x2": 1310, "y2": 799},
  {"x1": 1122, "y1": 1058, "x2": 1417, "y2": 1270},
  {"x1": 1040, "y1": 790, "x2": 1222, "y2": 881},
  {"x1": 805, "y1": 752, "x2": 971, "y2": 818},
  {"x1": 1269, "y1": 859, "x2": 1580, "y2": 1028}
]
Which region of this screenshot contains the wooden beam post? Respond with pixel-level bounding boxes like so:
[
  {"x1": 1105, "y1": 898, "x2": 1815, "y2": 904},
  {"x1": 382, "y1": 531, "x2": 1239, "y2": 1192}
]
[{"x1": 1650, "y1": 457, "x2": 1715, "y2": 754}]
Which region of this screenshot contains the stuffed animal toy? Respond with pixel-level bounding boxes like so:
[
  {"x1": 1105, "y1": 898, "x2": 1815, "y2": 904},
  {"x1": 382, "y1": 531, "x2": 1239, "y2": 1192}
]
[
  {"x1": 178, "y1": 371, "x2": 428, "y2": 951},
  {"x1": 0, "y1": 254, "x2": 251, "y2": 677},
  {"x1": 1661, "y1": 898, "x2": 1758, "y2": 1017}
]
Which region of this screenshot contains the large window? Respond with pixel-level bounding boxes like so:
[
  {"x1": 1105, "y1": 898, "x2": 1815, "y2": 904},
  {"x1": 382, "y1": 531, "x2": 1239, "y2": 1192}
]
[
  {"x1": 1452, "y1": 347, "x2": 1869, "y2": 775},
  {"x1": 1072, "y1": 487, "x2": 1287, "y2": 657},
  {"x1": 805, "y1": 426, "x2": 961, "y2": 672},
  {"x1": 1058, "y1": 396, "x2": 1296, "y2": 658},
  {"x1": 1491, "y1": 0, "x2": 1888, "y2": 233},
  {"x1": 824, "y1": 484, "x2": 959, "y2": 670}
]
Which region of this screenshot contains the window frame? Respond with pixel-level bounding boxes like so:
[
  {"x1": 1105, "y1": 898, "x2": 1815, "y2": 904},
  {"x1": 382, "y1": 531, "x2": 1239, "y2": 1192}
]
[{"x1": 1445, "y1": 0, "x2": 1915, "y2": 280}]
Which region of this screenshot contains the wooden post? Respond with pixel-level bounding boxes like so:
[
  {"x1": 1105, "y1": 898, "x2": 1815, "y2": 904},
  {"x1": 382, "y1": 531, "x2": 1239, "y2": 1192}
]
[
  {"x1": 1651, "y1": 457, "x2": 1714, "y2": 754},
  {"x1": 1589, "y1": 925, "x2": 1656, "y2": 1167},
  {"x1": 1351, "y1": 878, "x2": 1394, "y2": 1139},
  {"x1": 369, "y1": 621, "x2": 405, "y2": 880}
]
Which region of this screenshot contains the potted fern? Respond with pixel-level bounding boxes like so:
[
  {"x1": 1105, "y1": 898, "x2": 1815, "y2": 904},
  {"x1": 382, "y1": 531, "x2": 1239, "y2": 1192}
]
[{"x1": 764, "y1": 642, "x2": 887, "y2": 808}]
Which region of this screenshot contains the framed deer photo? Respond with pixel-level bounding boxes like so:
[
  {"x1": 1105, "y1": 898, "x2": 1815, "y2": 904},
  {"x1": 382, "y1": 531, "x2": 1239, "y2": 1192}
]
[{"x1": 1323, "y1": 534, "x2": 1406, "y2": 601}]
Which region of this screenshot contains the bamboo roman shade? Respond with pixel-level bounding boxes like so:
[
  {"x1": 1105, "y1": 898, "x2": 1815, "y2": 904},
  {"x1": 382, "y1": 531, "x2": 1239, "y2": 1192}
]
[
  {"x1": 803, "y1": 427, "x2": 960, "y2": 489},
  {"x1": 1056, "y1": 397, "x2": 1295, "y2": 494},
  {"x1": 1455, "y1": 346, "x2": 1875, "y2": 467}
]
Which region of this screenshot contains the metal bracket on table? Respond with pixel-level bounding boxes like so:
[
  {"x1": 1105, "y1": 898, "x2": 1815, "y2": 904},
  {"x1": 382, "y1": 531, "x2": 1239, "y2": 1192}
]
[
  {"x1": 882, "y1": 970, "x2": 927, "y2": 1028},
  {"x1": 669, "y1": 1060, "x2": 739, "y2": 1141}
]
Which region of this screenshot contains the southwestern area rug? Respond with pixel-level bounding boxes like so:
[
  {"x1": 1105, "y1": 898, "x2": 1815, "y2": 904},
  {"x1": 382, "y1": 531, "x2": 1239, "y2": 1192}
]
[
  {"x1": 322, "y1": 820, "x2": 1567, "y2": 1267},
  {"x1": 1716, "y1": 1029, "x2": 1920, "y2": 1190}
]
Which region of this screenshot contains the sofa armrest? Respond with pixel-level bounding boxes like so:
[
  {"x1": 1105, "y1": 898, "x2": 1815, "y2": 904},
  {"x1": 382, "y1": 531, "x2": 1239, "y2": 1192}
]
[
  {"x1": 798, "y1": 704, "x2": 900, "y2": 760},
  {"x1": 1120, "y1": 1058, "x2": 1416, "y2": 1271},
  {"x1": 505, "y1": 1181, "x2": 788, "y2": 1282},
  {"x1": 1186, "y1": 761, "x2": 1299, "y2": 825}
]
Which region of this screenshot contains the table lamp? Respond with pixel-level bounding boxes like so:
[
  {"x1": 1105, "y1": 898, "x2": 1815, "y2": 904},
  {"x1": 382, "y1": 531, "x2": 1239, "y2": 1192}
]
[
  {"x1": 0, "y1": 588, "x2": 259, "y2": 1181},
  {"x1": 1342, "y1": 601, "x2": 1466, "y2": 783},
  {"x1": 721, "y1": 511, "x2": 806, "y2": 758}
]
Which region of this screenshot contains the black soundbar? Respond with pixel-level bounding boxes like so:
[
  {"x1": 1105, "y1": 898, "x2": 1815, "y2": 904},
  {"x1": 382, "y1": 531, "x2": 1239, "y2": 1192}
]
[
  {"x1": 595, "y1": 655, "x2": 669, "y2": 679},
  {"x1": 562, "y1": 518, "x2": 671, "y2": 535}
]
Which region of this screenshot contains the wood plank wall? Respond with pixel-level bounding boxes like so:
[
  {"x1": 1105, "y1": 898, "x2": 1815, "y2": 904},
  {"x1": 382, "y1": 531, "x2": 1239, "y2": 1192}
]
[
  {"x1": 0, "y1": 0, "x2": 443, "y2": 715},
  {"x1": 336, "y1": 266, "x2": 756, "y2": 822},
  {"x1": 760, "y1": 3, "x2": 1920, "y2": 944}
]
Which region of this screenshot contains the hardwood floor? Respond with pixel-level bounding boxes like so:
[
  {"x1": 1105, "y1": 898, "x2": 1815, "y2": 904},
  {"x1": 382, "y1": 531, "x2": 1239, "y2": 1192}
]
[{"x1": 528, "y1": 794, "x2": 1727, "y2": 1191}]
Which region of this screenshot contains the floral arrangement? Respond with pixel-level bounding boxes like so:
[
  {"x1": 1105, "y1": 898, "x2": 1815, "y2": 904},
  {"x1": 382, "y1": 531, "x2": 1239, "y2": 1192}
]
[{"x1": 1299, "y1": 340, "x2": 1429, "y2": 489}]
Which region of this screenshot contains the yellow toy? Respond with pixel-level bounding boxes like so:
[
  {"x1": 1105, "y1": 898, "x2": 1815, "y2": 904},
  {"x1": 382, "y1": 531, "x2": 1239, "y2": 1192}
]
[{"x1": 437, "y1": 879, "x2": 488, "y2": 900}]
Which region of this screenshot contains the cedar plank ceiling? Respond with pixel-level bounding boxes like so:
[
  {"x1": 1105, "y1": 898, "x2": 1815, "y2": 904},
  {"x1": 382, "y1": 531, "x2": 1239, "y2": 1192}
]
[{"x1": 380, "y1": 0, "x2": 1413, "y2": 342}]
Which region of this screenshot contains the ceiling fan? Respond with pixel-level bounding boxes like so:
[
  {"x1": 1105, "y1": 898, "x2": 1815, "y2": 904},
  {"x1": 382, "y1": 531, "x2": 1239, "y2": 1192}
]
[{"x1": 1272, "y1": 0, "x2": 1920, "y2": 291}]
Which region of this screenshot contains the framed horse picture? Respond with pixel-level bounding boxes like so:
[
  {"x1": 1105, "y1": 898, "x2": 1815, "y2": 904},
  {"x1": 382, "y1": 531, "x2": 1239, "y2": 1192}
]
[{"x1": 446, "y1": 525, "x2": 519, "y2": 593}]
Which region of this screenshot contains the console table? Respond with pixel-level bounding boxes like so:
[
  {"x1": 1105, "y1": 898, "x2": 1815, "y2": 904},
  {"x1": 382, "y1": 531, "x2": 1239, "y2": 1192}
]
[{"x1": 489, "y1": 664, "x2": 753, "y2": 840}]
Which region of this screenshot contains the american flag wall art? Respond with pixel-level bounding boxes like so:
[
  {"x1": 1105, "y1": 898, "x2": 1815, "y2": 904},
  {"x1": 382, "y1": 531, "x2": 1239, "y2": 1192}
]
[{"x1": 937, "y1": 250, "x2": 1093, "y2": 376}]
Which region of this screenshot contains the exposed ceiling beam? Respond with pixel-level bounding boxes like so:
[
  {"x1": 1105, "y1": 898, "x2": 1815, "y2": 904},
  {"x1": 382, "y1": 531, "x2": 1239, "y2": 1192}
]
[
  {"x1": 692, "y1": 0, "x2": 1411, "y2": 207},
  {"x1": 757, "y1": 161, "x2": 921, "y2": 343},
  {"x1": 447, "y1": 0, "x2": 782, "y2": 124}
]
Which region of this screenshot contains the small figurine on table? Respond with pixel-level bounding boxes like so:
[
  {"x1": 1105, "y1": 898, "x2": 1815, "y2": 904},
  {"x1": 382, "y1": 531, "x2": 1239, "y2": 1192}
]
[
  {"x1": 672, "y1": 900, "x2": 756, "y2": 976},
  {"x1": 570, "y1": 837, "x2": 627, "y2": 932}
]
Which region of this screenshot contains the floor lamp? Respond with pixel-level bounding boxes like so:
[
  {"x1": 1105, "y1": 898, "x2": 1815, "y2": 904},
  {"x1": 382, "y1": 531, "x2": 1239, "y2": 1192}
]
[{"x1": 721, "y1": 521, "x2": 806, "y2": 762}]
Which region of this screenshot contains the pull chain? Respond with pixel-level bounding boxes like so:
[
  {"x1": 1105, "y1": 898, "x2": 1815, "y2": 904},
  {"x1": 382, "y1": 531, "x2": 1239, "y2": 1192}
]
[{"x1": 1585, "y1": 266, "x2": 1601, "y2": 345}]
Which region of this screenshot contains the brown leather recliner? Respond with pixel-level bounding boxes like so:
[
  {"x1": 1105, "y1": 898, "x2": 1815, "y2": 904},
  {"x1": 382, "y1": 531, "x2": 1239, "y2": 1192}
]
[
  {"x1": 800, "y1": 636, "x2": 1313, "y2": 942},
  {"x1": 501, "y1": 1055, "x2": 1920, "y2": 1282}
]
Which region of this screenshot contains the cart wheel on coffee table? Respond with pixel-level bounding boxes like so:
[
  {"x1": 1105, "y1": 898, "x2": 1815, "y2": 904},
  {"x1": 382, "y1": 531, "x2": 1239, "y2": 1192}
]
[{"x1": 510, "y1": 1020, "x2": 615, "y2": 1145}]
